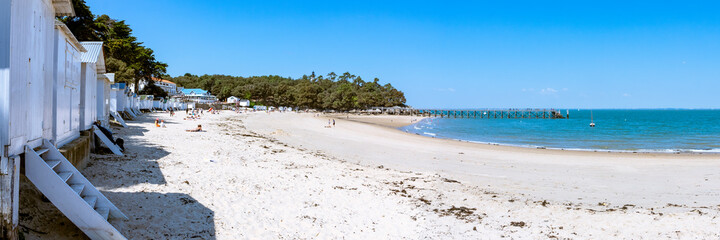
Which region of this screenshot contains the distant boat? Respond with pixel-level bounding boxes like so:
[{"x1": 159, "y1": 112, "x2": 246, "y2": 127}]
[{"x1": 589, "y1": 110, "x2": 595, "y2": 127}]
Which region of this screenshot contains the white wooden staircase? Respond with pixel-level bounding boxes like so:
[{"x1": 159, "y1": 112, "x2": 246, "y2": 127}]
[
  {"x1": 110, "y1": 111, "x2": 127, "y2": 128},
  {"x1": 124, "y1": 107, "x2": 137, "y2": 119},
  {"x1": 25, "y1": 139, "x2": 128, "y2": 240},
  {"x1": 93, "y1": 126, "x2": 123, "y2": 156}
]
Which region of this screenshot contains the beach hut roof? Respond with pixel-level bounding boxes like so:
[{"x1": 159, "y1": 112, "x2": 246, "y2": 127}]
[
  {"x1": 52, "y1": 0, "x2": 75, "y2": 16},
  {"x1": 151, "y1": 77, "x2": 176, "y2": 85},
  {"x1": 111, "y1": 83, "x2": 126, "y2": 89},
  {"x1": 55, "y1": 20, "x2": 87, "y2": 52},
  {"x1": 181, "y1": 88, "x2": 209, "y2": 95},
  {"x1": 105, "y1": 73, "x2": 115, "y2": 83},
  {"x1": 80, "y1": 42, "x2": 106, "y2": 73}
]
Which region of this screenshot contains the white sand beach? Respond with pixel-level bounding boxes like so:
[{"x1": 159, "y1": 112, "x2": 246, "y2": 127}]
[{"x1": 21, "y1": 111, "x2": 720, "y2": 239}]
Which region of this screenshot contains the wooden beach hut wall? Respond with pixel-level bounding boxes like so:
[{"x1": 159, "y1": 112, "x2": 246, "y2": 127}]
[
  {"x1": 145, "y1": 96, "x2": 153, "y2": 110},
  {"x1": 121, "y1": 90, "x2": 132, "y2": 117},
  {"x1": 153, "y1": 99, "x2": 161, "y2": 109},
  {"x1": 79, "y1": 41, "x2": 105, "y2": 130},
  {"x1": 130, "y1": 92, "x2": 140, "y2": 114},
  {"x1": 117, "y1": 85, "x2": 129, "y2": 114},
  {"x1": 136, "y1": 95, "x2": 142, "y2": 112},
  {"x1": 128, "y1": 93, "x2": 134, "y2": 112},
  {"x1": 126, "y1": 91, "x2": 133, "y2": 112},
  {"x1": 124, "y1": 91, "x2": 138, "y2": 118},
  {"x1": 129, "y1": 92, "x2": 136, "y2": 112},
  {"x1": 139, "y1": 95, "x2": 153, "y2": 110},
  {"x1": 96, "y1": 73, "x2": 113, "y2": 127},
  {"x1": 52, "y1": 20, "x2": 87, "y2": 147},
  {"x1": 0, "y1": 1, "x2": 72, "y2": 235},
  {"x1": 96, "y1": 73, "x2": 114, "y2": 127},
  {"x1": 2, "y1": 1, "x2": 129, "y2": 239},
  {"x1": 109, "y1": 82, "x2": 125, "y2": 113}
]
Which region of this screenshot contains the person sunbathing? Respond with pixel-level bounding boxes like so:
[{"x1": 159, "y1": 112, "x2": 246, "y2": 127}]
[{"x1": 186, "y1": 124, "x2": 203, "y2": 132}]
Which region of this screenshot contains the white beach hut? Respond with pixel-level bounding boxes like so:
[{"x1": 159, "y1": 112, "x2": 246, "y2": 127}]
[
  {"x1": 109, "y1": 83, "x2": 125, "y2": 113},
  {"x1": 1, "y1": 0, "x2": 127, "y2": 238},
  {"x1": 139, "y1": 95, "x2": 152, "y2": 111},
  {"x1": 227, "y1": 96, "x2": 240, "y2": 103},
  {"x1": 238, "y1": 99, "x2": 251, "y2": 107},
  {"x1": 0, "y1": 1, "x2": 75, "y2": 237},
  {"x1": 123, "y1": 91, "x2": 134, "y2": 118},
  {"x1": 96, "y1": 73, "x2": 114, "y2": 127},
  {"x1": 79, "y1": 41, "x2": 105, "y2": 131},
  {"x1": 153, "y1": 100, "x2": 161, "y2": 110},
  {"x1": 130, "y1": 93, "x2": 140, "y2": 115},
  {"x1": 53, "y1": 20, "x2": 87, "y2": 147}
]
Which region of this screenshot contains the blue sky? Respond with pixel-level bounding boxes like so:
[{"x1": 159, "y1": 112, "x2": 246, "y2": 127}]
[{"x1": 85, "y1": 0, "x2": 719, "y2": 109}]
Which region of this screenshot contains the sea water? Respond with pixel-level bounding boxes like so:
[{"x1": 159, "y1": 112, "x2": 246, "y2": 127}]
[{"x1": 400, "y1": 109, "x2": 720, "y2": 153}]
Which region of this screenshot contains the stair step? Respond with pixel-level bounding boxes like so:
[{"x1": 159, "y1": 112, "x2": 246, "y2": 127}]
[
  {"x1": 57, "y1": 171, "x2": 72, "y2": 182},
  {"x1": 96, "y1": 207, "x2": 110, "y2": 220},
  {"x1": 70, "y1": 184, "x2": 84, "y2": 195},
  {"x1": 25, "y1": 140, "x2": 128, "y2": 239},
  {"x1": 83, "y1": 196, "x2": 97, "y2": 208},
  {"x1": 35, "y1": 148, "x2": 50, "y2": 155},
  {"x1": 45, "y1": 159, "x2": 61, "y2": 169}
]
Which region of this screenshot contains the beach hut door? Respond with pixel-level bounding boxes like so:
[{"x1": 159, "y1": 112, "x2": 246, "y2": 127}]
[{"x1": 24, "y1": 140, "x2": 128, "y2": 240}]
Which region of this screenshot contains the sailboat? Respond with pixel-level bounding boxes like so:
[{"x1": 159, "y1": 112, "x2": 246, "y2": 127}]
[{"x1": 589, "y1": 110, "x2": 595, "y2": 127}]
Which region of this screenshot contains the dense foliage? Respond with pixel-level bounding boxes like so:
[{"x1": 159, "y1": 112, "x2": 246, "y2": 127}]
[
  {"x1": 60, "y1": 0, "x2": 167, "y2": 93},
  {"x1": 169, "y1": 72, "x2": 407, "y2": 110}
]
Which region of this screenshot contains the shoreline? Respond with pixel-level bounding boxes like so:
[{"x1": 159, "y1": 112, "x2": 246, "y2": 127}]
[
  {"x1": 328, "y1": 113, "x2": 718, "y2": 156},
  {"x1": 323, "y1": 113, "x2": 425, "y2": 128},
  {"x1": 245, "y1": 112, "x2": 720, "y2": 208}
]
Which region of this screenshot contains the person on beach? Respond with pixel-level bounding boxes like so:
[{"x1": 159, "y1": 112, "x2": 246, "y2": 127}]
[
  {"x1": 186, "y1": 124, "x2": 203, "y2": 132},
  {"x1": 155, "y1": 118, "x2": 160, "y2": 127},
  {"x1": 160, "y1": 120, "x2": 166, "y2": 128},
  {"x1": 333, "y1": 119, "x2": 335, "y2": 127}
]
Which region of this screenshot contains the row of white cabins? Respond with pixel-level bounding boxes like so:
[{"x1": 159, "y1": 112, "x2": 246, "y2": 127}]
[{"x1": 0, "y1": 1, "x2": 191, "y2": 239}]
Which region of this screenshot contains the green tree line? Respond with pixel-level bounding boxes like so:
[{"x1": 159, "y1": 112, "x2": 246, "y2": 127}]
[
  {"x1": 169, "y1": 72, "x2": 407, "y2": 110},
  {"x1": 59, "y1": 0, "x2": 407, "y2": 110}
]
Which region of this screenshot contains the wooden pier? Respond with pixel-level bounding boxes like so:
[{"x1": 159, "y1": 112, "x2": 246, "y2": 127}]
[
  {"x1": 368, "y1": 107, "x2": 568, "y2": 119},
  {"x1": 415, "y1": 109, "x2": 567, "y2": 119}
]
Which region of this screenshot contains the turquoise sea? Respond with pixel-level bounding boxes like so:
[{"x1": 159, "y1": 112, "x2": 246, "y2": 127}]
[{"x1": 400, "y1": 109, "x2": 720, "y2": 153}]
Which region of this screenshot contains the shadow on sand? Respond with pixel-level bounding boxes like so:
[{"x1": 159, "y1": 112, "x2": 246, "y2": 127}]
[{"x1": 19, "y1": 113, "x2": 216, "y2": 239}]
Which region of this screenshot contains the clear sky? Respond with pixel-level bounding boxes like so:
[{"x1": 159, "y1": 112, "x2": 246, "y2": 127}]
[{"x1": 85, "y1": 0, "x2": 719, "y2": 109}]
